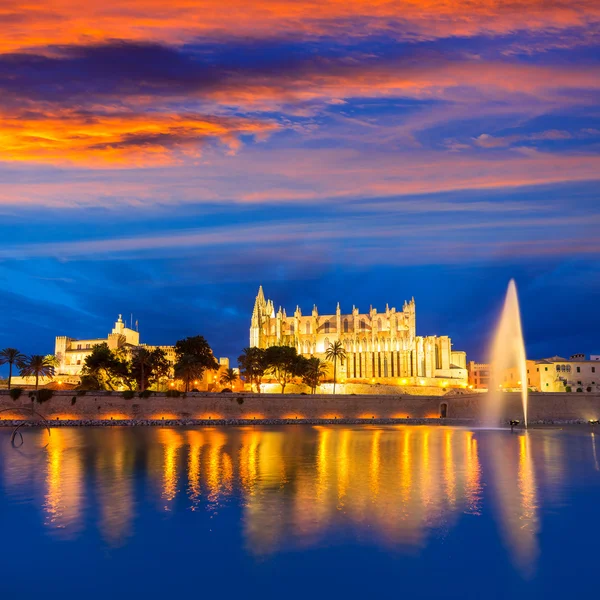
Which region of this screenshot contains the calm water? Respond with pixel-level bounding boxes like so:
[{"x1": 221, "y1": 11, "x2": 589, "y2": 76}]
[{"x1": 1, "y1": 425, "x2": 599, "y2": 599}]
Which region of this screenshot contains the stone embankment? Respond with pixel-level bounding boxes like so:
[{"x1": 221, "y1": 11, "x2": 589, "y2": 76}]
[{"x1": 0, "y1": 390, "x2": 599, "y2": 425}]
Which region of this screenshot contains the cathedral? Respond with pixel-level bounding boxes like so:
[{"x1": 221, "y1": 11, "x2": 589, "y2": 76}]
[{"x1": 250, "y1": 286, "x2": 468, "y2": 385}]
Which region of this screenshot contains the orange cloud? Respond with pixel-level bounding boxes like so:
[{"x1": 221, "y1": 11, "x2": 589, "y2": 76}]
[
  {"x1": 1, "y1": 1, "x2": 599, "y2": 53},
  {"x1": 0, "y1": 108, "x2": 278, "y2": 166}
]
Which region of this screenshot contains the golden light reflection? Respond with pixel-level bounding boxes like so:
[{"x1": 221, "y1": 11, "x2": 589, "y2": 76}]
[
  {"x1": 158, "y1": 429, "x2": 184, "y2": 509},
  {"x1": 1, "y1": 424, "x2": 574, "y2": 567},
  {"x1": 44, "y1": 428, "x2": 83, "y2": 536}
]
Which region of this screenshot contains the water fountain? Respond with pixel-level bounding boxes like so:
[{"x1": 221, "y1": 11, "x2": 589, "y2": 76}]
[{"x1": 483, "y1": 279, "x2": 528, "y2": 428}]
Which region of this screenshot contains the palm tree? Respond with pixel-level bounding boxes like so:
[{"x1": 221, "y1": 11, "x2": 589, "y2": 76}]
[
  {"x1": 220, "y1": 368, "x2": 239, "y2": 388},
  {"x1": 20, "y1": 355, "x2": 55, "y2": 390},
  {"x1": 0, "y1": 348, "x2": 26, "y2": 390},
  {"x1": 302, "y1": 357, "x2": 328, "y2": 394},
  {"x1": 174, "y1": 354, "x2": 204, "y2": 392},
  {"x1": 325, "y1": 340, "x2": 347, "y2": 394}
]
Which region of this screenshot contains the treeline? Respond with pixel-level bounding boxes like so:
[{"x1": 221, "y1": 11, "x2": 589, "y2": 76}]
[
  {"x1": 0, "y1": 348, "x2": 58, "y2": 390},
  {"x1": 80, "y1": 335, "x2": 220, "y2": 392},
  {"x1": 238, "y1": 341, "x2": 346, "y2": 394}
]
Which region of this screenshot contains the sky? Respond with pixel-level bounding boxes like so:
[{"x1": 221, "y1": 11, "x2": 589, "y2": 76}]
[{"x1": 0, "y1": 0, "x2": 599, "y2": 366}]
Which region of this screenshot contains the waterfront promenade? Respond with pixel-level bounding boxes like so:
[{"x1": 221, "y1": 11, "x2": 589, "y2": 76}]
[{"x1": 1, "y1": 391, "x2": 599, "y2": 425}]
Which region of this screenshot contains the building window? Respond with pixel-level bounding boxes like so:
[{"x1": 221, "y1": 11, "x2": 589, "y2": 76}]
[
  {"x1": 77, "y1": 344, "x2": 81, "y2": 350},
  {"x1": 290, "y1": 323, "x2": 295, "y2": 335},
  {"x1": 377, "y1": 318, "x2": 382, "y2": 332},
  {"x1": 305, "y1": 322, "x2": 310, "y2": 334},
  {"x1": 360, "y1": 319, "x2": 366, "y2": 331},
  {"x1": 593, "y1": 367, "x2": 596, "y2": 373},
  {"x1": 545, "y1": 367, "x2": 548, "y2": 371},
  {"x1": 344, "y1": 319, "x2": 349, "y2": 333},
  {"x1": 324, "y1": 322, "x2": 330, "y2": 334},
  {"x1": 577, "y1": 366, "x2": 581, "y2": 373},
  {"x1": 556, "y1": 365, "x2": 560, "y2": 371}
]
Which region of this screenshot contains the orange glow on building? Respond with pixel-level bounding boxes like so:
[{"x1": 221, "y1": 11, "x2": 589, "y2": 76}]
[{"x1": 100, "y1": 413, "x2": 130, "y2": 421}]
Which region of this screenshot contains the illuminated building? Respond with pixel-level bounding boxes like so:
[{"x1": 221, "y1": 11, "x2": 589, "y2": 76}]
[
  {"x1": 250, "y1": 286, "x2": 467, "y2": 385},
  {"x1": 49, "y1": 314, "x2": 228, "y2": 389},
  {"x1": 469, "y1": 354, "x2": 600, "y2": 393}
]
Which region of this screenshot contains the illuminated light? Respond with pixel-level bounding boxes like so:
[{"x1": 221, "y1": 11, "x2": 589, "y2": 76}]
[
  {"x1": 169, "y1": 382, "x2": 175, "y2": 388},
  {"x1": 102, "y1": 413, "x2": 128, "y2": 421},
  {"x1": 440, "y1": 381, "x2": 448, "y2": 387},
  {"x1": 518, "y1": 381, "x2": 522, "y2": 385},
  {"x1": 420, "y1": 380, "x2": 425, "y2": 386},
  {"x1": 401, "y1": 379, "x2": 407, "y2": 385},
  {"x1": 371, "y1": 378, "x2": 375, "y2": 383},
  {"x1": 194, "y1": 380, "x2": 198, "y2": 385},
  {"x1": 469, "y1": 384, "x2": 474, "y2": 389}
]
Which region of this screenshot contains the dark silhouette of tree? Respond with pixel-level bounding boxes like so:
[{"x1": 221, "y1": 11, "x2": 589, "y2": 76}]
[
  {"x1": 325, "y1": 340, "x2": 347, "y2": 394},
  {"x1": 131, "y1": 347, "x2": 171, "y2": 391},
  {"x1": 0, "y1": 348, "x2": 26, "y2": 390},
  {"x1": 174, "y1": 336, "x2": 219, "y2": 392},
  {"x1": 238, "y1": 347, "x2": 269, "y2": 393},
  {"x1": 20, "y1": 354, "x2": 55, "y2": 407},
  {"x1": 220, "y1": 367, "x2": 239, "y2": 387},
  {"x1": 174, "y1": 354, "x2": 205, "y2": 392},
  {"x1": 19, "y1": 355, "x2": 55, "y2": 390},
  {"x1": 302, "y1": 357, "x2": 328, "y2": 394},
  {"x1": 81, "y1": 343, "x2": 131, "y2": 390},
  {"x1": 264, "y1": 345, "x2": 305, "y2": 393}
]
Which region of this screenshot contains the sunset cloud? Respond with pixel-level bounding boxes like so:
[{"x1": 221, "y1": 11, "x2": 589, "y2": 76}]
[{"x1": 1, "y1": 1, "x2": 599, "y2": 54}]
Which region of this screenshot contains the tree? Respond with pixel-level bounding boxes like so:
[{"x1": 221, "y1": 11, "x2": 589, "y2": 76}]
[
  {"x1": 220, "y1": 367, "x2": 239, "y2": 388},
  {"x1": 302, "y1": 357, "x2": 328, "y2": 394},
  {"x1": 325, "y1": 340, "x2": 347, "y2": 394},
  {"x1": 0, "y1": 348, "x2": 26, "y2": 390},
  {"x1": 20, "y1": 355, "x2": 55, "y2": 407},
  {"x1": 131, "y1": 347, "x2": 171, "y2": 391},
  {"x1": 238, "y1": 347, "x2": 268, "y2": 393},
  {"x1": 19, "y1": 355, "x2": 55, "y2": 390},
  {"x1": 130, "y1": 347, "x2": 153, "y2": 392},
  {"x1": 174, "y1": 336, "x2": 219, "y2": 392},
  {"x1": 81, "y1": 343, "x2": 131, "y2": 390},
  {"x1": 174, "y1": 354, "x2": 206, "y2": 392},
  {"x1": 149, "y1": 348, "x2": 171, "y2": 391},
  {"x1": 264, "y1": 345, "x2": 305, "y2": 393}
]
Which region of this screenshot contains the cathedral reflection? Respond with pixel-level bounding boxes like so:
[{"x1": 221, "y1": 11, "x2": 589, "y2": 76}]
[{"x1": 0, "y1": 425, "x2": 580, "y2": 564}]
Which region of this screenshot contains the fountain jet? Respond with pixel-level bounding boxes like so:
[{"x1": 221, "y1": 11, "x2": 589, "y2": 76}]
[{"x1": 483, "y1": 280, "x2": 528, "y2": 428}]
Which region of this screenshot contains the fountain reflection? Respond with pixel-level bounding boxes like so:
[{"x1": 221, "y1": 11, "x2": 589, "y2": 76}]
[
  {"x1": 0, "y1": 425, "x2": 580, "y2": 569},
  {"x1": 95, "y1": 428, "x2": 134, "y2": 546}
]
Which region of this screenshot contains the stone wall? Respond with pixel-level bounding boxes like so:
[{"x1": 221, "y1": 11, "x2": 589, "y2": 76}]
[{"x1": 1, "y1": 390, "x2": 599, "y2": 422}]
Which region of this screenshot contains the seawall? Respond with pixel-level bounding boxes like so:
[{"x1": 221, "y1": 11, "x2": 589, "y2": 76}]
[{"x1": 1, "y1": 391, "x2": 600, "y2": 424}]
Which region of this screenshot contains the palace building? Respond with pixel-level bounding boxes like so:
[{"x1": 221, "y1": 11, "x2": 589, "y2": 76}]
[
  {"x1": 250, "y1": 287, "x2": 468, "y2": 386},
  {"x1": 50, "y1": 315, "x2": 229, "y2": 390}
]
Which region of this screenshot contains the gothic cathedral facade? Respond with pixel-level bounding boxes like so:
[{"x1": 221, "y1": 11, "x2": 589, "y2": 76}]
[{"x1": 249, "y1": 286, "x2": 468, "y2": 385}]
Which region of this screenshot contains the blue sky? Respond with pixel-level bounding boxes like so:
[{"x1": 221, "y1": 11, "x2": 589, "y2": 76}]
[{"x1": 0, "y1": 1, "x2": 599, "y2": 367}]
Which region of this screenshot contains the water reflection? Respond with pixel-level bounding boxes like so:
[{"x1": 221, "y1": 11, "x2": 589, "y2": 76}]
[{"x1": 0, "y1": 425, "x2": 593, "y2": 570}]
